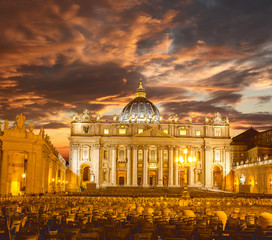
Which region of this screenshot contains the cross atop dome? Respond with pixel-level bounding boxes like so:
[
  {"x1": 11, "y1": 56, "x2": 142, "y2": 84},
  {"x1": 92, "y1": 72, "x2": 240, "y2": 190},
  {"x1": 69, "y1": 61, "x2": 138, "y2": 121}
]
[{"x1": 135, "y1": 80, "x2": 146, "y2": 98}]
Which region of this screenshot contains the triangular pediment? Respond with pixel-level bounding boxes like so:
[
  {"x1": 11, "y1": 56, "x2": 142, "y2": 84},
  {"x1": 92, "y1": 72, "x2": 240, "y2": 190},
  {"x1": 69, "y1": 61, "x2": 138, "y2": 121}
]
[{"x1": 133, "y1": 128, "x2": 174, "y2": 138}]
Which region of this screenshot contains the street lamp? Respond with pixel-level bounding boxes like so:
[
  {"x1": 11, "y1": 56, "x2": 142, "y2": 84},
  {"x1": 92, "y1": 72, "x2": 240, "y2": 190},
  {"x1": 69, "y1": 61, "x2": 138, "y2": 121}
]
[
  {"x1": 22, "y1": 173, "x2": 26, "y2": 194},
  {"x1": 176, "y1": 149, "x2": 197, "y2": 187}
]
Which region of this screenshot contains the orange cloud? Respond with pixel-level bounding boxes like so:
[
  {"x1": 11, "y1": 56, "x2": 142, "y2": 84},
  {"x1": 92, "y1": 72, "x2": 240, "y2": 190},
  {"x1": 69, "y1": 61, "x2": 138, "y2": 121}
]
[{"x1": 147, "y1": 84, "x2": 243, "y2": 92}]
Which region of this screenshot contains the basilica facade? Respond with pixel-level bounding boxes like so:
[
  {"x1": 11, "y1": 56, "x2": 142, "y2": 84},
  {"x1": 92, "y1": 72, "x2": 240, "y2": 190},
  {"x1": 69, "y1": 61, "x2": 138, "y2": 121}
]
[{"x1": 68, "y1": 82, "x2": 232, "y2": 191}]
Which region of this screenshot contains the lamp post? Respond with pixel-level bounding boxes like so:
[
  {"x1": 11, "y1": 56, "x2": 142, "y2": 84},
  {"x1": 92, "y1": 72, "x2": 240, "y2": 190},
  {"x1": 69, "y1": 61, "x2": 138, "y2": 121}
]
[{"x1": 176, "y1": 149, "x2": 197, "y2": 188}]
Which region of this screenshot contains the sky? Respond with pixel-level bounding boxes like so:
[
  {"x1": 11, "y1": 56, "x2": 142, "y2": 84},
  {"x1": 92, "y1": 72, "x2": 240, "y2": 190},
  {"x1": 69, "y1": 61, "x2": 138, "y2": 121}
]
[{"x1": 0, "y1": 0, "x2": 272, "y2": 160}]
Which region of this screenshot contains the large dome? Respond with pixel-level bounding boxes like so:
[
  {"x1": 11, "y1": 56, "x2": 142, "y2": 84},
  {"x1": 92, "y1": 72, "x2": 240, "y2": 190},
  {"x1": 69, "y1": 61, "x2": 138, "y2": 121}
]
[{"x1": 119, "y1": 81, "x2": 160, "y2": 123}]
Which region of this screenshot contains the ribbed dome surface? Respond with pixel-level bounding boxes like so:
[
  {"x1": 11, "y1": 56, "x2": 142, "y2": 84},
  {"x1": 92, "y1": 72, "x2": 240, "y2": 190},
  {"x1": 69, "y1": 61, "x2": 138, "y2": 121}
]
[{"x1": 119, "y1": 81, "x2": 160, "y2": 123}]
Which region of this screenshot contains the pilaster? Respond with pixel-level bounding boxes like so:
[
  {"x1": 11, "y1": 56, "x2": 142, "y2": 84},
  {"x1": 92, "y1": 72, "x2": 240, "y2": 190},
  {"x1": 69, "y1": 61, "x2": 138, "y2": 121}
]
[
  {"x1": 111, "y1": 145, "x2": 117, "y2": 186},
  {"x1": 143, "y1": 146, "x2": 149, "y2": 187},
  {"x1": 157, "y1": 146, "x2": 163, "y2": 187},
  {"x1": 132, "y1": 145, "x2": 138, "y2": 186},
  {"x1": 174, "y1": 147, "x2": 179, "y2": 186}
]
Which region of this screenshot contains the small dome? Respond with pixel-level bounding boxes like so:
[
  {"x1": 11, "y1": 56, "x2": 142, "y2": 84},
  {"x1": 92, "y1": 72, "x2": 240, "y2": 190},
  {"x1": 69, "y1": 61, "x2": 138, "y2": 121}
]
[{"x1": 119, "y1": 81, "x2": 160, "y2": 123}]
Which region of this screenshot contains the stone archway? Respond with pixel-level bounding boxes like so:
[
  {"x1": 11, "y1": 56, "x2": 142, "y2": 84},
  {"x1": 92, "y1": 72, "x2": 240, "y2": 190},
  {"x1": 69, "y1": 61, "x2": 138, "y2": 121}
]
[
  {"x1": 213, "y1": 165, "x2": 223, "y2": 189},
  {"x1": 80, "y1": 164, "x2": 91, "y2": 190}
]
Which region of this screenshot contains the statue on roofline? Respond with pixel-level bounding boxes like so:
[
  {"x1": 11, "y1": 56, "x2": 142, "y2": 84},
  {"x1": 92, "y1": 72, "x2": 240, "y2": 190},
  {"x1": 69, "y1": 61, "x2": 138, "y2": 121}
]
[
  {"x1": 205, "y1": 115, "x2": 210, "y2": 124},
  {"x1": 15, "y1": 114, "x2": 26, "y2": 130},
  {"x1": 134, "y1": 113, "x2": 138, "y2": 123},
  {"x1": 159, "y1": 115, "x2": 162, "y2": 123},
  {"x1": 152, "y1": 112, "x2": 156, "y2": 123},
  {"x1": 113, "y1": 113, "x2": 117, "y2": 121},
  {"x1": 174, "y1": 114, "x2": 179, "y2": 123},
  {"x1": 188, "y1": 115, "x2": 192, "y2": 123},
  {"x1": 4, "y1": 120, "x2": 9, "y2": 130},
  {"x1": 144, "y1": 113, "x2": 147, "y2": 123},
  {"x1": 29, "y1": 123, "x2": 34, "y2": 132}
]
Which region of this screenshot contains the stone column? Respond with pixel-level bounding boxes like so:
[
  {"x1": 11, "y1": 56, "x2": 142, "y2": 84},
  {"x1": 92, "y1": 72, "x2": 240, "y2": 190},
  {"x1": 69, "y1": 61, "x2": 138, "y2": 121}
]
[
  {"x1": 224, "y1": 146, "x2": 232, "y2": 191},
  {"x1": 157, "y1": 147, "x2": 163, "y2": 186},
  {"x1": 187, "y1": 147, "x2": 194, "y2": 187},
  {"x1": 168, "y1": 146, "x2": 174, "y2": 187},
  {"x1": 111, "y1": 145, "x2": 117, "y2": 186},
  {"x1": 67, "y1": 145, "x2": 79, "y2": 192},
  {"x1": 27, "y1": 152, "x2": 36, "y2": 194},
  {"x1": 93, "y1": 145, "x2": 100, "y2": 188},
  {"x1": 132, "y1": 146, "x2": 138, "y2": 186},
  {"x1": 188, "y1": 166, "x2": 193, "y2": 186},
  {"x1": 174, "y1": 147, "x2": 179, "y2": 186},
  {"x1": 204, "y1": 145, "x2": 212, "y2": 188},
  {"x1": 143, "y1": 146, "x2": 149, "y2": 187},
  {"x1": 126, "y1": 145, "x2": 131, "y2": 186},
  {"x1": 0, "y1": 151, "x2": 8, "y2": 195}
]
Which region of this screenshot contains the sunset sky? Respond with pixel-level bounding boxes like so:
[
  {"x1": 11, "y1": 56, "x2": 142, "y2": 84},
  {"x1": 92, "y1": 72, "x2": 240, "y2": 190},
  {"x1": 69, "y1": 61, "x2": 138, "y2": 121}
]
[{"x1": 0, "y1": 0, "x2": 272, "y2": 160}]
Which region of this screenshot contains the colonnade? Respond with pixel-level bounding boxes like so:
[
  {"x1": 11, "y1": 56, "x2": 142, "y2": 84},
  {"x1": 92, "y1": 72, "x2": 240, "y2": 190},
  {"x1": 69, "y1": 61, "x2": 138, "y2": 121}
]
[
  {"x1": 71, "y1": 143, "x2": 232, "y2": 190},
  {"x1": 105, "y1": 145, "x2": 200, "y2": 188}
]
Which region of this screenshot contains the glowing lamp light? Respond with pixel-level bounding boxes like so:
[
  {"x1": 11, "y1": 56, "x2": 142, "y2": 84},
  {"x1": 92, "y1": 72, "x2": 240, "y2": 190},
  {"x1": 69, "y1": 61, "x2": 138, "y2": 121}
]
[
  {"x1": 179, "y1": 156, "x2": 184, "y2": 164},
  {"x1": 52, "y1": 178, "x2": 55, "y2": 182},
  {"x1": 184, "y1": 149, "x2": 188, "y2": 154},
  {"x1": 58, "y1": 179, "x2": 60, "y2": 183},
  {"x1": 188, "y1": 156, "x2": 192, "y2": 163},
  {"x1": 22, "y1": 173, "x2": 26, "y2": 178}
]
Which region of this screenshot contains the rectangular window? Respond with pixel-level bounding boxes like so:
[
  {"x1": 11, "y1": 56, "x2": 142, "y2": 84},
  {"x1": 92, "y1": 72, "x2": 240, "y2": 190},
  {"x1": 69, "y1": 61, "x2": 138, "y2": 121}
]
[
  {"x1": 163, "y1": 129, "x2": 168, "y2": 134},
  {"x1": 138, "y1": 129, "x2": 143, "y2": 134},
  {"x1": 180, "y1": 130, "x2": 186, "y2": 136},
  {"x1": 104, "y1": 129, "x2": 109, "y2": 134},
  {"x1": 196, "y1": 130, "x2": 201, "y2": 136},
  {"x1": 119, "y1": 129, "x2": 126, "y2": 134},
  {"x1": 215, "y1": 150, "x2": 221, "y2": 161}
]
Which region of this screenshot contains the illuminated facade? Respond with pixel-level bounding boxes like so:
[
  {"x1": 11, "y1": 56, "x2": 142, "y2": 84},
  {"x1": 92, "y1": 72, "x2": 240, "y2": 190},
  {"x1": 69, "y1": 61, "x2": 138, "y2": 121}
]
[
  {"x1": 69, "y1": 82, "x2": 232, "y2": 191},
  {"x1": 0, "y1": 114, "x2": 67, "y2": 195},
  {"x1": 232, "y1": 128, "x2": 272, "y2": 193}
]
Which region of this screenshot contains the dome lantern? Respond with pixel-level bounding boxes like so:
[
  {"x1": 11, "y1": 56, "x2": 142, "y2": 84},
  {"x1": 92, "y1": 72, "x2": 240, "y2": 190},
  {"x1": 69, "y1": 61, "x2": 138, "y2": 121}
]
[{"x1": 135, "y1": 81, "x2": 146, "y2": 98}]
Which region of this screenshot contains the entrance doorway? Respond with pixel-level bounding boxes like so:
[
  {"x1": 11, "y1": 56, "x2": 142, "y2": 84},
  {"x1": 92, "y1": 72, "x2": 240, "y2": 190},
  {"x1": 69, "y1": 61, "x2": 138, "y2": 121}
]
[
  {"x1": 180, "y1": 171, "x2": 186, "y2": 187},
  {"x1": 137, "y1": 176, "x2": 142, "y2": 186},
  {"x1": 163, "y1": 176, "x2": 168, "y2": 187},
  {"x1": 80, "y1": 164, "x2": 91, "y2": 191},
  {"x1": 118, "y1": 171, "x2": 125, "y2": 186},
  {"x1": 149, "y1": 170, "x2": 156, "y2": 187},
  {"x1": 213, "y1": 165, "x2": 223, "y2": 189}
]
